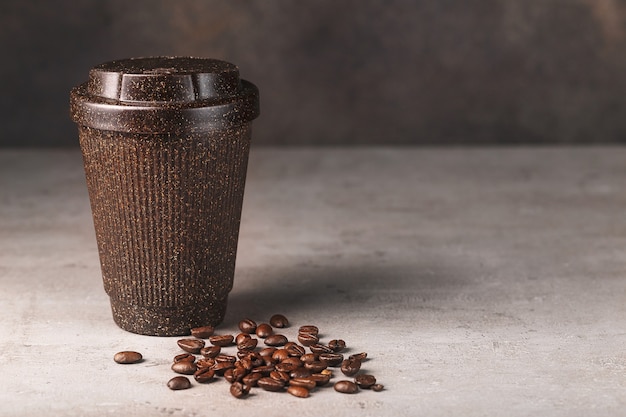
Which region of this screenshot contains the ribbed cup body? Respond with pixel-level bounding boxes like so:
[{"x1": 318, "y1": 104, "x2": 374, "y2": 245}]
[{"x1": 78, "y1": 124, "x2": 251, "y2": 335}]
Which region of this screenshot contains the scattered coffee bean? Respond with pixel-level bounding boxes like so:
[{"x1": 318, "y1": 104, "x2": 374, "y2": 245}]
[
  {"x1": 190, "y1": 325, "x2": 215, "y2": 338},
  {"x1": 281, "y1": 357, "x2": 303, "y2": 368},
  {"x1": 328, "y1": 339, "x2": 346, "y2": 352},
  {"x1": 242, "y1": 373, "x2": 262, "y2": 387},
  {"x1": 320, "y1": 369, "x2": 333, "y2": 377},
  {"x1": 194, "y1": 367, "x2": 215, "y2": 383},
  {"x1": 230, "y1": 382, "x2": 250, "y2": 398},
  {"x1": 349, "y1": 352, "x2": 368, "y2": 362},
  {"x1": 371, "y1": 383, "x2": 384, "y2": 392},
  {"x1": 177, "y1": 338, "x2": 205, "y2": 354},
  {"x1": 113, "y1": 351, "x2": 143, "y2": 364},
  {"x1": 196, "y1": 358, "x2": 215, "y2": 369},
  {"x1": 297, "y1": 333, "x2": 319, "y2": 346},
  {"x1": 310, "y1": 373, "x2": 331, "y2": 386},
  {"x1": 237, "y1": 337, "x2": 258, "y2": 351},
  {"x1": 232, "y1": 364, "x2": 248, "y2": 382},
  {"x1": 287, "y1": 385, "x2": 310, "y2": 398},
  {"x1": 269, "y1": 314, "x2": 289, "y2": 328},
  {"x1": 334, "y1": 380, "x2": 358, "y2": 394},
  {"x1": 355, "y1": 374, "x2": 377, "y2": 389},
  {"x1": 171, "y1": 360, "x2": 197, "y2": 375},
  {"x1": 319, "y1": 352, "x2": 344, "y2": 367},
  {"x1": 270, "y1": 370, "x2": 290, "y2": 384},
  {"x1": 256, "y1": 323, "x2": 273, "y2": 338},
  {"x1": 341, "y1": 358, "x2": 361, "y2": 376},
  {"x1": 238, "y1": 318, "x2": 257, "y2": 334},
  {"x1": 298, "y1": 325, "x2": 319, "y2": 336},
  {"x1": 200, "y1": 345, "x2": 221, "y2": 358},
  {"x1": 257, "y1": 376, "x2": 285, "y2": 392},
  {"x1": 285, "y1": 342, "x2": 306, "y2": 357},
  {"x1": 235, "y1": 332, "x2": 251, "y2": 345},
  {"x1": 223, "y1": 368, "x2": 236, "y2": 383},
  {"x1": 290, "y1": 367, "x2": 312, "y2": 379},
  {"x1": 275, "y1": 361, "x2": 299, "y2": 373},
  {"x1": 259, "y1": 347, "x2": 277, "y2": 357},
  {"x1": 300, "y1": 353, "x2": 318, "y2": 364},
  {"x1": 264, "y1": 334, "x2": 288, "y2": 347},
  {"x1": 309, "y1": 343, "x2": 333, "y2": 354},
  {"x1": 167, "y1": 376, "x2": 191, "y2": 390},
  {"x1": 250, "y1": 364, "x2": 275, "y2": 376},
  {"x1": 304, "y1": 360, "x2": 327, "y2": 373},
  {"x1": 209, "y1": 334, "x2": 234, "y2": 347},
  {"x1": 173, "y1": 353, "x2": 195, "y2": 363},
  {"x1": 289, "y1": 377, "x2": 316, "y2": 390}
]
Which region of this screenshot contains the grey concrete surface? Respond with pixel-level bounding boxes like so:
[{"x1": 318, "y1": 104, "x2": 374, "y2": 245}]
[{"x1": 1, "y1": 147, "x2": 625, "y2": 416}]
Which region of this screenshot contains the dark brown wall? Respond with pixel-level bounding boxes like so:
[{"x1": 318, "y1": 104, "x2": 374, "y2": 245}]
[{"x1": 2, "y1": 0, "x2": 625, "y2": 146}]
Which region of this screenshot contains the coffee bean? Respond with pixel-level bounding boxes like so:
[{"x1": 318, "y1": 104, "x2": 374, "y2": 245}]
[
  {"x1": 269, "y1": 314, "x2": 289, "y2": 328},
  {"x1": 309, "y1": 343, "x2": 333, "y2": 354},
  {"x1": 113, "y1": 351, "x2": 143, "y2": 364},
  {"x1": 310, "y1": 373, "x2": 331, "y2": 386},
  {"x1": 259, "y1": 347, "x2": 277, "y2": 358},
  {"x1": 287, "y1": 385, "x2": 310, "y2": 398},
  {"x1": 355, "y1": 374, "x2": 376, "y2": 388},
  {"x1": 212, "y1": 361, "x2": 235, "y2": 375},
  {"x1": 290, "y1": 367, "x2": 312, "y2": 379},
  {"x1": 285, "y1": 342, "x2": 306, "y2": 357},
  {"x1": 193, "y1": 367, "x2": 215, "y2": 383},
  {"x1": 209, "y1": 334, "x2": 234, "y2": 347},
  {"x1": 371, "y1": 383, "x2": 384, "y2": 392},
  {"x1": 319, "y1": 352, "x2": 344, "y2": 367},
  {"x1": 257, "y1": 377, "x2": 285, "y2": 392},
  {"x1": 270, "y1": 370, "x2": 290, "y2": 384},
  {"x1": 230, "y1": 381, "x2": 250, "y2": 398},
  {"x1": 237, "y1": 337, "x2": 258, "y2": 352},
  {"x1": 329, "y1": 339, "x2": 346, "y2": 352},
  {"x1": 167, "y1": 376, "x2": 191, "y2": 390},
  {"x1": 215, "y1": 354, "x2": 237, "y2": 363},
  {"x1": 250, "y1": 364, "x2": 275, "y2": 376},
  {"x1": 349, "y1": 352, "x2": 368, "y2": 361},
  {"x1": 173, "y1": 353, "x2": 195, "y2": 363},
  {"x1": 255, "y1": 323, "x2": 273, "y2": 338},
  {"x1": 320, "y1": 369, "x2": 333, "y2": 377},
  {"x1": 235, "y1": 332, "x2": 251, "y2": 345},
  {"x1": 190, "y1": 325, "x2": 215, "y2": 338},
  {"x1": 334, "y1": 380, "x2": 358, "y2": 394},
  {"x1": 223, "y1": 368, "x2": 235, "y2": 383},
  {"x1": 271, "y1": 349, "x2": 290, "y2": 363},
  {"x1": 340, "y1": 358, "x2": 361, "y2": 376},
  {"x1": 298, "y1": 325, "x2": 319, "y2": 336},
  {"x1": 297, "y1": 333, "x2": 318, "y2": 346},
  {"x1": 289, "y1": 377, "x2": 316, "y2": 390},
  {"x1": 200, "y1": 345, "x2": 221, "y2": 358},
  {"x1": 232, "y1": 364, "x2": 248, "y2": 382},
  {"x1": 242, "y1": 373, "x2": 262, "y2": 387},
  {"x1": 265, "y1": 334, "x2": 288, "y2": 347},
  {"x1": 300, "y1": 353, "x2": 318, "y2": 364},
  {"x1": 238, "y1": 318, "x2": 257, "y2": 334},
  {"x1": 171, "y1": 360, "x2": 197, "y2": 375},
  {"x1": 177, "y1": 339, "x2": 205, "y2": 354},
  {"x1": 196, "y1": 358, "x2": 215, "y2": 369},
  {"x1": 281, "y1": 357, "x2": 303, "y2": 368},
  {"x1": 303, "y1": 360, "x2": 327, "y2": 373},
  {"x1": 275, "y1": 362, "x2": 299, "y2": 373}
]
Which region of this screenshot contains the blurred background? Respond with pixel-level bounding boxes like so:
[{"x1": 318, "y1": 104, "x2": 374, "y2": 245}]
[{"x1": 1, "y1": 0, "x2": 625, "y2": 146}]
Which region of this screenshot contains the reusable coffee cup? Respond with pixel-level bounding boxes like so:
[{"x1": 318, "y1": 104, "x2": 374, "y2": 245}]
[{"x1": 70, "y1": 57, "x2": 259, "y2": 336}]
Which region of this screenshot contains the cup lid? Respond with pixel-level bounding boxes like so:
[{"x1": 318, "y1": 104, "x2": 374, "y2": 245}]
[{"x1": 70, "y1": 57, "x2": 259, "y2": 133}]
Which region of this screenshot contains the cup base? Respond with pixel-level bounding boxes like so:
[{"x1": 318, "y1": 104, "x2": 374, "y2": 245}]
[{"x1": 109, "y1": 297, "x2": 228, "y2": 336}]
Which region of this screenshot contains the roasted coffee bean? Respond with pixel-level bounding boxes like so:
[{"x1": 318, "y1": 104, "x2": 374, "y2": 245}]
[
  {"x1": 320, "y1": 369, "x2": 333, "y2": 377},
  {"x1": 238, "y1": 318, "x2": 257, "y2": 334},
  {"x1": 304, "y1": 360, "x2": 327, "y2": 373},
  {"x1": 287, "y1": 385, "x2": 310, "y2": 398},
  {"x1": 255, "y1": 323, "x2": 273, "y2": 338},
  {"x1": 177, "y1": 339, "x2": 205, "y2": 354},
  {"x1": 232, "y1": 365, "x2": 248, "y2": 382},
  {"x1": 259, "y1": 347, "x2": 277, "y2": 357},
  {"x1": 230, "y1": 382, "x2": 250, "y2": 398},
  {"x1": 289, "y1": 377, "x2": 316, "y2": 390},
  {"x1": 290, "y1": 367, "x2": 312, "y2": 379},
  {"x1": 193, "y1": 367, "x2": 215, "y2": 383},
  {"x1": 196, "y1": 358, "x2": 215, "y2": 369},
  {"x1": 212, "y1": 361, "x2": 234, "y2": 375},
  {"x1": 257, "y1": 377, "x2": 285, "y2": 392},
  {"x1": 265, "y1": 334, "x2": 288, "y2": 347},
  {"x1": 269, "y1": 314, "x2": 289, "y2": 328},
  {"x1": 275, "y1": 361, "x2": 299, "y2": 373},
  {"x1": 173, "y1": 353, "x2": 195, "y2": 363},
  {"x1": 167, "y1": 376, "x2": 191, "y2": 390},
  {"x1": 285, "y1": 342, "x2": 306, "y2": 357},
  {"x1": 190, "y1": 325, "x2": 215, "y2": 338},
  {"x1": 297, "y1": 333, "x2": 318, "y2": 346},
  {"x1": 113, "y1": 351, "x2": 143, "y2": 364},
  {"x1": 319, "y1": 352, "x2": 344, "y2": 367},
  {"x1": 281, "y1": 357, "x2": 303, "y2": 368},
  {"x1": 241, "y1": 352, "x2": 264, "y2": 368},
  {"x1": 215, "y1": 354, "x2": 237, "y2": 363},
  {"x1": 272, "y1": 349, "x2": 290, "y2": 363},
  {"x1": 242, "y1": 372, "x2": 262, "y2": 387},
  {"x1": 250, "y1": 364, "x2": 275, "y2": 376},
  {"x1": 334, "y1": 380, "x2": 358, "y2": 394},
  {"x1": 340, "y1": 358, "x2": 361, "y2": 376},
  {"x1": 171, "y1": 360, "x2": 197, "y2": 375},
  {"x1": 309, "y1": 343, "x2": 333, "y2": 354},
  {"x1": 235, "y1": 332, "x2": 251, "y2": 345},
  {"x1": 209, "y1": 334, "x2": 234, "y2": 347},
  {"x1": 310, "y1": 373, "x2": 332, "y2": 386},
  {"x1": 300, "y1": 353, "x2": 318, "y2": 364},
  {"x1": 223, "y1": 368, "x2": 236, "y2": 383},
  {"x1": 328, "y1": 339, "x2": 346, "y2": 352},
  {"x1": 237, "y1": 338, "x2": 258, "y2": 351},
  {"x1": 349, "y1": 352, "x2": 368, "y2": 362},
  {"x1": 371, "y1": 383, "x2": 384, "y2": 392},
  {"x1": 298, "y1": 325, "x2": 319, "y2": 336},
  {"x1": 200, "y1": 345, "x2": 221, "y2": 358},
  {"x1": 355, "y1": 374, "x2": 377, "y2": 389},
  {"x1": 270, "y1": 370, "x2": 290, "y2": 384}
]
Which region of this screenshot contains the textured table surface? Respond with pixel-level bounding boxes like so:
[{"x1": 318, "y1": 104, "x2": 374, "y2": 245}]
[{"x1": 1, "y1": 147, "x2": 625, "y2": 416}]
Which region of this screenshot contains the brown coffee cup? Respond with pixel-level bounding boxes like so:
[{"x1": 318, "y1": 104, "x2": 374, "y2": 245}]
[{"x1": 70, "y1": 57, "x2": 259, "y2": 336}]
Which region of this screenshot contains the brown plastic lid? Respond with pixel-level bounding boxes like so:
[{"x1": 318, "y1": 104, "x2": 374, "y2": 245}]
[{"x1": 70, "y1": 57, "x2": 259, "y2": 133}]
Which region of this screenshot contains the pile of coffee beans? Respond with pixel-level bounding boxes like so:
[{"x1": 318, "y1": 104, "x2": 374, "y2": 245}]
[{"x1": 114, "y1": 314, "x2": 383, "y2": 399}]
